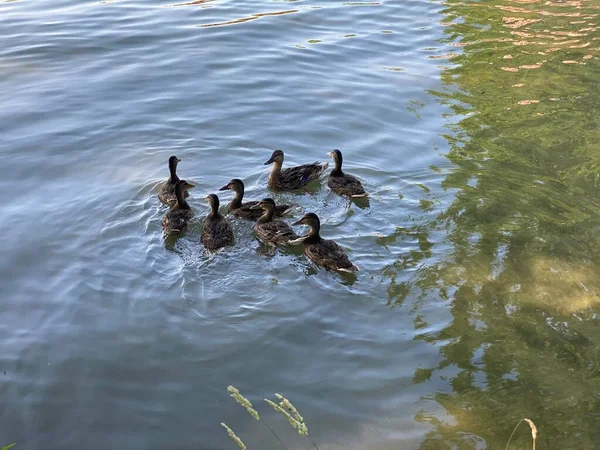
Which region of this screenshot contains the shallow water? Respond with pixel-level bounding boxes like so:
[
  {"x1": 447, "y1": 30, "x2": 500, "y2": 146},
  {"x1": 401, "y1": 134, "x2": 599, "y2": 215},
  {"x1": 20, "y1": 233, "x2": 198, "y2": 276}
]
[{"x1": 2, "y1": 0, "x2": 600, "y2": 448}]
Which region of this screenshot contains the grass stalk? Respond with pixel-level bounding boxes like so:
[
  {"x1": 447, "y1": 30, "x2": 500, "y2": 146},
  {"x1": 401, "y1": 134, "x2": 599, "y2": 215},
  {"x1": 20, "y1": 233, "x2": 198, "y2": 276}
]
[
  {"x1": 504, "y1": 418, "x2": 537, "y2": 450},
  {"x1": 221, "y1": 423, "x2": 247, "y2": 450}
]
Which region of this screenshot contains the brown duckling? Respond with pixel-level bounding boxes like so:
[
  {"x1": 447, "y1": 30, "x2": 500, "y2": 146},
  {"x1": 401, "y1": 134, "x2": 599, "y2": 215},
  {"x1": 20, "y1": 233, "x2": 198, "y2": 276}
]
[
  {"x1": 249, "y1": 198, "x2": 299, "y2": 246},
  {"x1": 327, "y1": 149, "x2": 367, "y2": 198},
  {"x1": 201, "y1": 194, "x2": 234, "y2": 251},
  {"x1": 291, "y1": 213, "x2": 359, "y2": 273},
  {"x1": 264, "y1": 150, "x2": 328, "y2": 191},
  {"x1": 218, "y1": 179, "x2": 292, "y2": 220},
  {"x1": 158, "y1": 155, "x2": 190, "y2": 206},
  {"x1": 162, "y1": 180, "x2": 195, "y2": 235}
]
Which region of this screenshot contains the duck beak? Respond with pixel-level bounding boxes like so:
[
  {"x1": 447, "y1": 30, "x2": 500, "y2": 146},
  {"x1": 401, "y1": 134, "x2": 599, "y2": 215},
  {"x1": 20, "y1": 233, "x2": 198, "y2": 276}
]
[
  {"x1": 264, "y1": 156, "x2": 275, "y2": 165},
  {"x1": 176, "y1": 158, "x2": 182, "y2": 163},
  {"x1": 218, "y1": 184, "x2": 230, "y2": 191},
  {"x1": 327, "y1": 151, "x2": 334, "y2": 158},
  {"x1": 292, "y1": 219, "x2": 303, "y2": 226},
  {"x1": 249, "y1": 204, "x2": 262, "y2": 210},
  {"x1": 185, "y1": 183, "x2": 195, "y2": 189}
]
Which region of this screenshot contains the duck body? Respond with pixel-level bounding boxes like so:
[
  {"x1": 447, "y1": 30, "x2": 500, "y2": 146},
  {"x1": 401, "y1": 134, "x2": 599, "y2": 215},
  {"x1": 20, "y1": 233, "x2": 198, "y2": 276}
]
[
  {"x1": 292, "y1": 213, "x2": 359, "y2": 273},
  {"x1": 162, "y1": 180, "x2": 195, "y2": 235},
  {"x1": 327, "y1": 149, "x2": 367, "y2": 198},
  {"x1": 251, "y1": 199, "x2": 299, "y2": 246},
  {"x1": 201, "y1": 194, "x2": 234, "y2": 251},
  {"x1": 158, "y1": 156, "x2": 190, "y2": 206},
  {"x1": 232, "y1": 201, "x2": 292, "y2": 220},
  {"x1": 219, "y1": 179, "x2": 292, "y2": 220},
  {"x1": 265, "y1": 150, "x2": 328, "y2": 191}
]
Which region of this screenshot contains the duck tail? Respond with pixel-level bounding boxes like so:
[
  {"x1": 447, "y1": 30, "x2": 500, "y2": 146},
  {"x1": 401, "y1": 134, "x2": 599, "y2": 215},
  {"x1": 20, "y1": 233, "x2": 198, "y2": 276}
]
[
  {"x1": 281, "y1": 205, "x2": 296, "y2": 216},
  {"x1": 287, "y1": 236, "x2": 307, "y2": 246},
  {"x1": 339, "y1": 264, "x2": 359, "y2": 273}
]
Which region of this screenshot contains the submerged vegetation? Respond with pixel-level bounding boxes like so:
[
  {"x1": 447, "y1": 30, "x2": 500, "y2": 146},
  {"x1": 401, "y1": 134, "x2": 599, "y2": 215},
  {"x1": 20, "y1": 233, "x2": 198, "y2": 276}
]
[
  {"x1": 222, "y1": 386, "x2": 319, "y2": 450},
  {"x1": 381, "y1": 0, "x2": 600, "y2": 447}
]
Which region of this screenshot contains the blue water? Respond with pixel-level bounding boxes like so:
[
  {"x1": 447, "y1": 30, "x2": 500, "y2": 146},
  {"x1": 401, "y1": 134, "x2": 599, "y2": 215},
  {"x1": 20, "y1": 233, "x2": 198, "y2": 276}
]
[{"x1": 3, "y1": 0, "x2": 599, "y2": 448}]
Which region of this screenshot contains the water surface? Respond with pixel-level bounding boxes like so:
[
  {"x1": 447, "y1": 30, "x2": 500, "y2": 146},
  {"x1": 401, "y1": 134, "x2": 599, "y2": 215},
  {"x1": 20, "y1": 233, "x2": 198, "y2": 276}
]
[{"x1": 1, "y1": 0, "x2": 600, "y2": 448}]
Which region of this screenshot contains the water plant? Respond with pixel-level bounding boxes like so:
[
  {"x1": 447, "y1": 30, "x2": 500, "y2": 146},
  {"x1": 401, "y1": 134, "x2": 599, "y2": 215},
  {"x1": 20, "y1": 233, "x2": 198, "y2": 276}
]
[
  {"x1": 2, "y1": 444, "x2": 16, "y2": 450},
  {"x1": 222, "y1": 385, "x2": 319, "y2": 450}
]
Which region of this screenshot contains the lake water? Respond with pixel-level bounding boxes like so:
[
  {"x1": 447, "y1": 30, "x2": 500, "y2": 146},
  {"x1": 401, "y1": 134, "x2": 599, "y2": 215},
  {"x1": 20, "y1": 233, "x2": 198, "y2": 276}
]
[{"x1": 2, "y1": 0, "x2": 600, "y2": 448}]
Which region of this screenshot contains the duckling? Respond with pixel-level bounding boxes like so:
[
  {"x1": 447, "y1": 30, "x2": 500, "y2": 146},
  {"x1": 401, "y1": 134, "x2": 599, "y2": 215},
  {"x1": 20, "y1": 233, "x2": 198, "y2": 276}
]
[
  {"x1": 158, "y1": 155, "x2": 190, "y2": 206},
  {"x1": 201, "y1": 194, "x2": 234, "y2": 251},
  {"x1": 327, "y1": 149, "x2": 367, "y2": 198},
  {"x1": 249, "y1": 198, "x2": 299, "y2": 246},
  {"x1": 264, "y1": 150, "x2": 328, "y2": 191},
  {"x1": 291, "y1": 213, "x2": 359, "y2": 273},
  {"x1": 162, "y1": 180, "x2": 195, "y2": 235},
  {"x1": 219, "y1": 179, "x2": 292, "y2": 220}
]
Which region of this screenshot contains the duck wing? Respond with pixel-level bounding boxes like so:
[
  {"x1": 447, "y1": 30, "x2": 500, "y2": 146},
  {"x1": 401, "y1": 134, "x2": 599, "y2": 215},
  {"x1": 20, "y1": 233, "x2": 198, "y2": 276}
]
[
  {"x1": 277, "y1": 162, "x2": 328, "y2": 189},
  {"x1": 231, "y1": 201, "x2": 263, "y2": 220},
  {"x1": 255, "y1": 220, "x2": 299, "y2": 246},
  {"x1": 162, "y1": 208, "x2": 193, "y2": 235},
  {"x1": 328, "y1": 173, "x2": 367, "y2": 198},
  {"x1": 201, "y1": 216, "x2": 234, "y2": 251},
  {"x1": 158, "y1": 182, "x2": 177, "y2": 206},
  {"x1": 305, "y1": 239, "x2": 358, "y2": 272},
  {"x1": 159, "y1": 181, "x2": 190, "y2": 206},
  {"x1": 233, "y1": 201, "x2": 293, "y2": 220}
]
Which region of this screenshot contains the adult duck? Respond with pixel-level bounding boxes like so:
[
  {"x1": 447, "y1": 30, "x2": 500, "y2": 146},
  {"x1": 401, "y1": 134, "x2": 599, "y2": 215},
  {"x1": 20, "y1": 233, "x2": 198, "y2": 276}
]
[
  {"x1": 219, "y1": 179, "x2": 292, "y2": 220},
  {"x1": 162, "y1": 180, "x2": 195, "y2": 235},
  {"x1": 264, "y1": 150, "x2": 328, "y2": 191},
  {"x1": 201, "y1": 194, "x2": 234, "y2": 251},
  {"x1": 291, "y1": 213, "x2": 359, "y2": 273},
  {"x1": 158, "y1": 155, "x2": 190, "y2": 206},
  {"x1": 327, "y1": 149, "x2": 367, "y2": 198},
  {"x1": 250, "y1": 198, "x2": 299, "y2": 246}
]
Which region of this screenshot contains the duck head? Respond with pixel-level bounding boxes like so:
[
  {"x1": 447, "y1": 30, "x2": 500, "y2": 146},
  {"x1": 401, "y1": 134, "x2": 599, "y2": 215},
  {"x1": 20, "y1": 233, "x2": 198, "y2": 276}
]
[
  {"x1": 168, "y1": 155, "x2": 182, "y2": 180},
  {"x1": 249, "y1": 198, "x2": 276, "y2": 211},
  {"x1": 293, "y1": 212, "x2": 321, "y2": 229},
  {"x1": 205, "y1": 193, "x2": 220, "y2": 215},
  {"x1": 328, "y1": 149, "x2": 343, "y2": 173},
  {"x1": 175, "y1": 179, "x2": 194, "y2": 205},
  {"x1": 219, "y1": 178, "x2": 244, "y2": 194},
  {"x1": 264, "y1": 150, "x2": 284, "y2": 165}
]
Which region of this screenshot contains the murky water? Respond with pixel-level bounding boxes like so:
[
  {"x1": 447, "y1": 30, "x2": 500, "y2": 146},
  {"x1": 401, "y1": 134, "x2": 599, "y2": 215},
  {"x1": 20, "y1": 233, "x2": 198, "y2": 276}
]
[{"x1": 2, "y1": 0, "x2": 600, "y2": 448}]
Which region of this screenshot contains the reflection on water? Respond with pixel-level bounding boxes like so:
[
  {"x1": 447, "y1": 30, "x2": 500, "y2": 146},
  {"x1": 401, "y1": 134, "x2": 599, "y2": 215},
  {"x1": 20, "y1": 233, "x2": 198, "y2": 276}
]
[
  {"x1": 200, "y1": 9, "x2": 300, "y2": 27},
  {"x1": 382, "y1": 0, "x2": 600, "y2": 448},
  {"x1": 2, "y1": 0, "x2": 600, "y2": 447}
]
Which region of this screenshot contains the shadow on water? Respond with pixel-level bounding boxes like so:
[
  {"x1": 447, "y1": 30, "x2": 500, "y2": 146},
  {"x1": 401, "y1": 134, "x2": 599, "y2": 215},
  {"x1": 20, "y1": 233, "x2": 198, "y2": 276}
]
[
  {"x1": 382, "y1": 0, "x2": 600, "y2": 448},
  {"x1": 350, "y1": 196, "x2": 370, "y2": 210}
]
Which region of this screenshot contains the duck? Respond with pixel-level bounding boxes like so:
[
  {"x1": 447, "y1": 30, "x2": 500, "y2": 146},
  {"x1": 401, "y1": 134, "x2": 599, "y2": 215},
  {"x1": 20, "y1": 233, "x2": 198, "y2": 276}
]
[
  {"x1": 162, "y1": 180, "x2": 195, "y2": 235},
  {"x1": 327, "y1": 149, "x2": 367, "y2": 198},
  {"x1": 201, "y1": 194, "x2": 234, "y2": 251},
  {"x1": 264, "y1": 150, "x2": 328, "y2": 191},
  {"x1": 291, "y1": 213, "x2": 359, "y2": 273},
  {"x1": 249, "y1": 198, "x2": 299, "y2": 246},
  {"x1": 158, "y1": 155, "x2": 190, "y2": 206},
  {"x1": 218, "y1": 179, "x2": 292, "y2": 220}
]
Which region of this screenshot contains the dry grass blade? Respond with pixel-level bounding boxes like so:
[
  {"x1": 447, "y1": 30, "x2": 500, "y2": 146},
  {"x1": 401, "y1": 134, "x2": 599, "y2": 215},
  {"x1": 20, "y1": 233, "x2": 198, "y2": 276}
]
[
  {"x1": 524, "y1": 418, "x2": 538, "y2": 450},
  {"x1": 504, "y1": 418, "x2": 538, "y2": 450},
  {"x1": 228, "y1": 386, "x2": 260, "y2": 420},
  {"x1": 221, "y1": 423, "x2": 247, "y2": 450}
]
